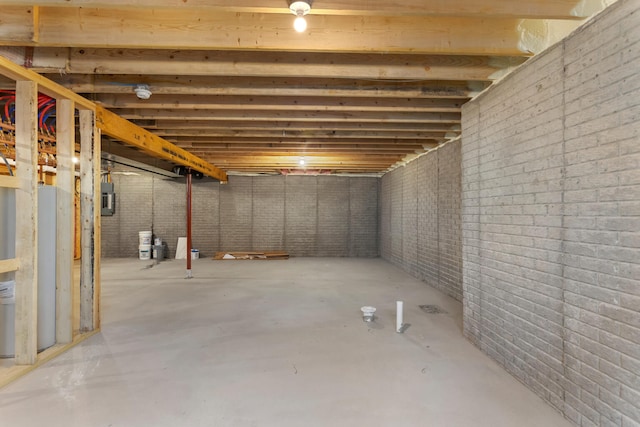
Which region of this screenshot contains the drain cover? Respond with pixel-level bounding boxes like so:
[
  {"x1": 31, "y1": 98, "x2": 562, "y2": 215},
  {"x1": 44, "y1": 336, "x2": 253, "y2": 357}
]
[{"x1": 419, "y1": 304, "x2": 447, "y2": 314}]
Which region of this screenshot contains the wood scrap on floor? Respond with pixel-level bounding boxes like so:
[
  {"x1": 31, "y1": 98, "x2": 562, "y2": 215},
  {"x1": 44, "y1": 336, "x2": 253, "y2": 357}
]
[{"x1": 213, "y1": 251, "x2": 289, "y2": 260}]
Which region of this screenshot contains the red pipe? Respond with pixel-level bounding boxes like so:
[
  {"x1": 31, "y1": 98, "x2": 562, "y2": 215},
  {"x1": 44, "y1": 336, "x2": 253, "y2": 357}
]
[{"x1": 186, "y1": 170, "x2": 192, "y2": 277}]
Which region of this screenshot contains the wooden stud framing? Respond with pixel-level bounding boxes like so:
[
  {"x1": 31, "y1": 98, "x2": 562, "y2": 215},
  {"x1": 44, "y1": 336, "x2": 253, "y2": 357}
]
[
  {"x1": 0, "y1": 55, "x2": 224, "y2": 385},
  {"x1": 0, "y1": 56, "x2": 95, "y2": 111},
  {"x1": 14, "y1": 80, "x2": 39, "y2": 366},
  {"x1": 55, "y1": 99, "x2": 75, "y2": 344},
  {"x1": 79, "y1": 109, "x2": 99, "y2": 332},
  {"x1": 0, "y1": 175, "x2": 19, "y2": 189},
  {"x1": 0, "y1": 258, "x2": 20, "y2": 274}
]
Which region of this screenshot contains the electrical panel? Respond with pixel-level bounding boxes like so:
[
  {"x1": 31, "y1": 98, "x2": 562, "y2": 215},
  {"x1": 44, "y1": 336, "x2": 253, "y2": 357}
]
[{"x1": 101, "y1": 182, "x2": 116, "y2": 216}]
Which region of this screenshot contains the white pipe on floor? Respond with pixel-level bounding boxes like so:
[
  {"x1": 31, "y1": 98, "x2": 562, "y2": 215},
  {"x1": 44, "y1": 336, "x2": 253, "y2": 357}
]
[{"x1": 396, "y1": 301, "x2": 403, "y2": 333}]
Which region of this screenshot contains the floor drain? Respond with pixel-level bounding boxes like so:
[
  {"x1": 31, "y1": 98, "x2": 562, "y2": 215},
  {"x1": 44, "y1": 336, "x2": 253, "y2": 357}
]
[{"x1": 419, "y1": 304, "x2": 447, "y2": 314}]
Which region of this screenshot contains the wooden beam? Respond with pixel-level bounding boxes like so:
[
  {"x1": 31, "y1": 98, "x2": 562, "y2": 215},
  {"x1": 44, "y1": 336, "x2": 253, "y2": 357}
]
[
  {"x1": 190, "y1": 147, "x2": 434, "y2": 155},
  {"x1": 153, "y1": 129, "x2": 450, "y2": 139},
  {"x1": 150, "y1": 120, "x2": 461, "y2": 133},
  {"x1": 0, "y1": 54, "x2": 94, "y2": 110},
  {"x1": 95, "y1": 106, "x2": 227, "y2": 182},
  {"x1": 4, "y1": 8, "x2": 530, "y2": 55},
  {"x1": 0, "y1": 175, "x2": 19, "y2": 189},
  {"x1": 175, "y1": 137, "x2": 444, "y2": 148},
  {"x1": 57, "y1": 49, "x2": 522, "y2": 80},
  {"x1": 79, "y1": 109, "x2": 96, "y2": 333},
  {"x1": 117, "y1": 109, "x2": 461, "y2": 123},
  {"x1": 55, "y1": 98, "x2": 74, "y2": 344},
  {"x1": 45, "y1": 74, "x2": 485, "y2": 98},
  {"x1": 0, "y1": 7, "x2": 34, "y2": 43},
  {"x1": 0, "y1": 1, "x2": 591, "y2": 19},
  {"x1": 14, "y1": 80, "x2": 38, "y2": 366},
  {"x1": 0, "y1": 258, "x2": 20, "y2": 274},
  {"x1": 96, "y1": 94, "x2": 463, "y2": 112},
  {"x1": 93, "y1": 127, "x2": 101, "y2": 330}
]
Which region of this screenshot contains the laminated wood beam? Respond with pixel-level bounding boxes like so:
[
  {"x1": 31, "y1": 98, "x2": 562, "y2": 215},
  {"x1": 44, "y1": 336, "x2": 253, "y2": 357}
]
[
  {"x1": 96, "y1": 106, "x2": 227, "y2": 182},
  {"x1": 14, "y1": 80, "x2": 38, "y2": 366},
  {"x1": 0, "y1": 1, "x2": 591, "y2": 19},
  {"x1": 4, "y1": 8, "x2": 529, "y2": 55}
]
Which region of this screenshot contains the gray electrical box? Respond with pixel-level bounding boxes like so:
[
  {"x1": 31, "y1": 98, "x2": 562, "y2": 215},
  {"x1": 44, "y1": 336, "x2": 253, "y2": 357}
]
[{"x1": 101, "y1": 182, "x2": 116, "y2": 216}]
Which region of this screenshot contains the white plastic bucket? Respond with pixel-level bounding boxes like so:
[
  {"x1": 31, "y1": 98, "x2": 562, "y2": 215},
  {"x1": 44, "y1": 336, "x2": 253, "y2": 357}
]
[
  {"x1": 191, "y1": 249, "x2": 199, "y2": 260},
  {"x1": 361, "y1": 306, "x2": 376, "y2": 322},
  {"x1": 139, "y1": 244, "x2": 151, "y2": 260},
  {"x1": 139, "y1": 231, "x2": 152, "y2": 245}
]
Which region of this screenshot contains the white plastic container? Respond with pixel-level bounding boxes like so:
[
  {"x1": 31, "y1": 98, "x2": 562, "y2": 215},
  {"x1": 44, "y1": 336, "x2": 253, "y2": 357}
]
[
  {"x1": 361, "y1": 306, "x2": 376, "y2": 322},
  {"x1": 139, "y1": 231, "x2": 152, "y2": 246},
  {"x1": 139, "y1": 244, "x2": 152, "y2": 260},
  {"x1": 154, "y1": 238, "x2": 162, "y2": 246},
  {"x1": 191, "y1": 249, "x2": 199, "y2": 260}
]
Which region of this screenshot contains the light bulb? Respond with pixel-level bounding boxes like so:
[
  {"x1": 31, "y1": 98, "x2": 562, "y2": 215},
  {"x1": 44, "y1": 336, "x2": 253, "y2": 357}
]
[
  {"x1": 72, "y1": 156, "x2": 79, "y2": 164},
  {"x1": 299, "y1": 158, "x2": 306, "y2": 166},
  {"x1": 294, "y1": 15, "x2": 307, "y2": 32}
]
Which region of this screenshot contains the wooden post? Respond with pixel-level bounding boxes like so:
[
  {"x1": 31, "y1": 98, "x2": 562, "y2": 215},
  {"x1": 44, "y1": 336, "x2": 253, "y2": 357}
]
[
  {"x1": 93, "y1": 127, "x2": 101, "y2": 329},
  {"x1": 14, "y1": 80, "x2": 38, "y2": 365},
  {"x1": 55, "y1": 99, "x2": 75, "y2": 343},
  {"x1": 79, "y1": 110, "x2": 99, "y2": 332},
  {"x1": 186, "y1": 170, "x2": 192, "y2": 279}
]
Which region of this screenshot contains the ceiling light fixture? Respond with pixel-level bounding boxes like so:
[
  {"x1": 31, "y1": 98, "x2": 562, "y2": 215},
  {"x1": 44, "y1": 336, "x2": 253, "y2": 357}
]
[
  {"x1": 299, "y1": 158, "x2": 306, "y2": 166},
  {"x1": 289, "y1": 1, "x2": 311, "y2": 33},
  {"x1": 134, "y1": 84, "x2": 152, "y2": 100}
]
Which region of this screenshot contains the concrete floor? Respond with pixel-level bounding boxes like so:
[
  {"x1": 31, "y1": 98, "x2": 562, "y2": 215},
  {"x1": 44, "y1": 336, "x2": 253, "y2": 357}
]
[{"x1": 0, "y1": 258, "x2": 573, "y2": 427}]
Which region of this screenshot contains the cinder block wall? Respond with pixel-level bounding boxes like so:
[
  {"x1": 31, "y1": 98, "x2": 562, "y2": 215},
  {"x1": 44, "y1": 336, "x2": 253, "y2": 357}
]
[
  {"x1": 462, "y1": 1, "x2": 640, "y2": 425},
  {"x1": 379, "y1": 139, "x2": 463, "y2": 301},
  {"x1": 102, "y1": 174, "x2": 379, "y2": 258}
]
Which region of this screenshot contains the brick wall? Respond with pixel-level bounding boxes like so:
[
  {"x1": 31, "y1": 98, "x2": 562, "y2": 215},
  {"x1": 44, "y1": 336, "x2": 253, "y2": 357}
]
[
  {"x1": 380, "y1": 139, "x2": 463, "y2": 301},
  {"x1": 102, "y1": 174, "x2": 379, "y2": 258},
  {"x1": 461, "y1": 1, "x2": 640, "y2": 425}
]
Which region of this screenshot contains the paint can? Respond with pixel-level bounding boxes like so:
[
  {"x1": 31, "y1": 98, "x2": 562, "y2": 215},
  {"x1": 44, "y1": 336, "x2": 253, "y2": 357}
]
[
  {"x1": 139, "y1": 244, "x2": 151, "y2": 260},
  {"x1": 191, "y1": 249, "x2": 199, "y2": 260},
  {"x1": 139, "y1": 231, "x2": 152, "y2": 246}
]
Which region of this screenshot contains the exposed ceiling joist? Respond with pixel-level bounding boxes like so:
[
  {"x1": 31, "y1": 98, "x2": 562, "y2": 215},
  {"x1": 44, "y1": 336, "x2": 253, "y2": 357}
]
[
  {"x1": 39, "y1": 49, "x2": 525, "y2": 80},
  {"x1": 116, "y1": 109, "x2": 462, "y2": 123},
  {"x1": 43, "y1": 74, "x2": 488, "y2": 98},
  {"x1": 0, "y1": 0, "x2": 597, "y2": 19},
  {"x1": 2, "y1": 6, "x2": 533, "y2": 55},
  {"x1": 0, "y1": 0, "x2": 608, "y2": 175}
]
